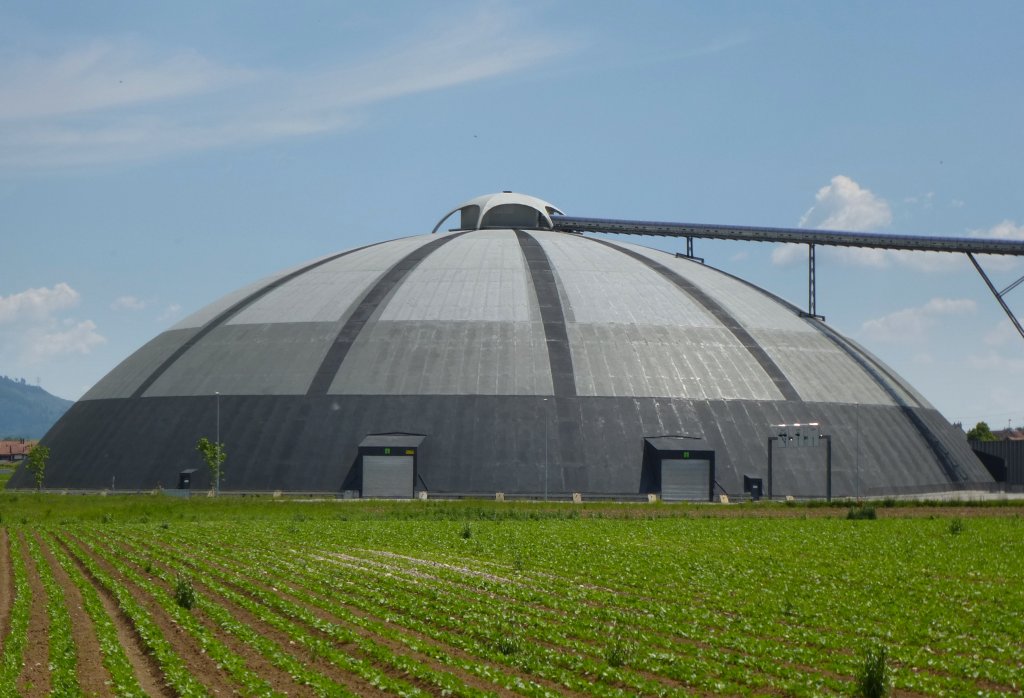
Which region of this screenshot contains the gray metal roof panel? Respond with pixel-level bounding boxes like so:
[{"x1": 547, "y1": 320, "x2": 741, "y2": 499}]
[
  {"x1": 82, "y1": 328, "x2": 199, "y2": 400},
  {"x1": 329, "y1": 320, "x2": 553, "y2": 395},
  {"x1": 568, "y1": 323, "x2": 782, "y2": 400},
  {"x1": 143, "y1": 322, "x2": 339, "y2": 396},
  {"x1": 748, "y1": 329, "x2": 897, "y2": 405},
  {"x1": 537, "y1": 232, "x2": 717, "y2": 327},
  {"x1": 607, "y1": 240, "x2": 812, "y2": 332},
  {"x1": 230, "y1": 236, "x2": 433, "y2": 325},
  {"x1": 379, "y1": 234, "x2": 534, "y2": 323}
]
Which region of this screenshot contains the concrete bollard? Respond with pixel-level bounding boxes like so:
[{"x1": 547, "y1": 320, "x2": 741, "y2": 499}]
[
  {"x1": 495, "y1": 492, "x2": 505, "y2": 502},
  {"x1": 647, "y1": 493, "x2": 659, "y2": 503},
  {"x1": 572, "y1": 492, "x2": 582, "y2": 503},
  {"x1": 417, "y1": 491, "x2": 429, "y2": 500}
]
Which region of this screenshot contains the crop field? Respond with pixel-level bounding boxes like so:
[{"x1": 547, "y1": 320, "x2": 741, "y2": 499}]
[{"x1": 0, "y1": 496, "x2": 1021, "y2": 697}]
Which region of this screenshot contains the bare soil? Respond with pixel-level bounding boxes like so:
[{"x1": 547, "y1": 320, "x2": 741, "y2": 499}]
[
  {"x1": 35, "y1": 533, "x2": 113, "y2": 698},
  {"x1": 63, "y1": 532, "x2": 238, "y2": 697},
  {"x1": 61, "y1": 538, "x2": 175, "y2": 698},
  {"x1": 17, "y1": 532, "x2": 50, "y2": 697}
]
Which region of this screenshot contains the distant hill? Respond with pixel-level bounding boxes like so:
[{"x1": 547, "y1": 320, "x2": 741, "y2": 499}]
[{"x1": 0, "y1": 376, "x2": 74, "y2": 439}]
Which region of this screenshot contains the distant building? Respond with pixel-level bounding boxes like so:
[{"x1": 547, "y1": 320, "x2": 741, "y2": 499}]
[{"x1": 0, "y1": 439, "x2": 36, "y2": 463}]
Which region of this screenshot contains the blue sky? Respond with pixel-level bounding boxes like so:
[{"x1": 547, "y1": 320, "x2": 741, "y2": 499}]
[{"x1": 2, "y1": 1, "x2": 1022, "y2": 429}]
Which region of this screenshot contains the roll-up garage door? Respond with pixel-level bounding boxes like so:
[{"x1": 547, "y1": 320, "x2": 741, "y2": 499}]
[
  {"x1": 661, "y1": 459, "x2": 710, "y2": 502},
  {"x1": 362, "y1": 456, "x2": 414, "y2": 498}
]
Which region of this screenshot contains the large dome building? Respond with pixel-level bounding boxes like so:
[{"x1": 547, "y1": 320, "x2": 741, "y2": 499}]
[{"x1": 17, "y1": 193, "x2": 991, "y2": 498}]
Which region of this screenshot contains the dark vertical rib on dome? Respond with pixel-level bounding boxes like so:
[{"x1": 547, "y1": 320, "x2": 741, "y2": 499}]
[
  {"x1": 515, "y1": 230, "x2": 577, "y2": 397},
  {"x1": 131, "y1": 242, "x2": 384, "y2": 399},
  {"x1": 813, "y1": 324, "x2": 966, "y2": 482},
  {"x1": 589, "y1": 238, "x2": 801, "y2": 402},
  {"x1": 306, "y1": 232, "x2": 470, "y2": 396},
  {"x1": 673, "y1": 250, "x2": 963, "y2": 482}
]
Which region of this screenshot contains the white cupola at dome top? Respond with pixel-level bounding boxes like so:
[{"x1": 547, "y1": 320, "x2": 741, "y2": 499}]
[{"x1": 431, "y1": 192, "x2": 564, "y2": 233}]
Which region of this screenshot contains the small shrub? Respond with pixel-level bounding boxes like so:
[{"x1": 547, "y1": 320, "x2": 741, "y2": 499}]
[
  {"x1": 495, "y1": 634, "x2": 521, "y2": 655},
  {"x1": 781, "y1": 597, "x2": 796, "y2": 617},
  {"x1": 949, "y1": 518, "x2": 965, "y2": 535},
  {"x1": 461, "y1": 523, "x2": 472, "y2": 540},
  {"x1": 174, "y1": 575, "x2": 197, "y2": 610},
  {"x1": 847, "y1": 506, "x2": 877, "y2": 520},
  {"x1": 857, "y1": 644, "x2": 890, "y2": 698},
  {"x1": 605, "y1": 637, "x2": 635, "y2": 668}
]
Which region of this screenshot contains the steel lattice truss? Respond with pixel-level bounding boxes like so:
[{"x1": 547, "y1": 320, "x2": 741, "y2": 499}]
[{"x1": 553, "y1": 215, "x2": 1024, "y2": 342}]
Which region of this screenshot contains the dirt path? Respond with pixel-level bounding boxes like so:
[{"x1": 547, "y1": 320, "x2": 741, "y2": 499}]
[
  {"x1": 17, "y1": 532, "x2": 50, "y2": 697},
  {"x1": 35, "y1": 533, "x2": 113, "y2": 698},
  {"x1": 0, "y1": 529, "x2": 13, "y2": 654}
]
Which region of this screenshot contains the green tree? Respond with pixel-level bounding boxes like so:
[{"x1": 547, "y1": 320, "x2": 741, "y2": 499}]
[
  {"x1": 26, "y1": 444, "x2": 50, "y2": 491},
  {"x1": 966, "y1": 421, "x2": 998, "y2": 441},
  {"x1": 195, "y1": 437, "x2": 226, "y2": 495}
]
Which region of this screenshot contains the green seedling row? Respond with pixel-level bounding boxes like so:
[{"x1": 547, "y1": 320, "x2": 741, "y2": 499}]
[
  {"x1": 0, "y1": 503, "x2": 1017, "y2": 698},
  {"x1": 56, "y1": 532, "x2": 213, "y2": 698},
  {"x1": 0, "y1": 533, "x2": 31, "y2": 694},
  {"x1": 41, "y1": 531, "x2": 147, "y2": 697},
  {"x1": 26, "y1": 535, "x2": 81, "y2": 697}
]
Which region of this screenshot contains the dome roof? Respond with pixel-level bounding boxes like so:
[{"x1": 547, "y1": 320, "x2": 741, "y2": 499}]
[{"x1": 17, "y1": 197, "x2": 990, "y2": 496}]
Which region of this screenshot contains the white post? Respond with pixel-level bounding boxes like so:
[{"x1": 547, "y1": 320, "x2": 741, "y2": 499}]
[{"x1": 215, "y1": 391, "x2": 221, "y2": 496}]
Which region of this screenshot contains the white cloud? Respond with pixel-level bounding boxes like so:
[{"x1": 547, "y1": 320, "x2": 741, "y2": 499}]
[
  {"x1": 824, "y1": 248, "x2": 965, "y2": 273},
  {"x1": 158, "y1": 303, "x2": 183, "y2": 322},
  {"x1": 984, "y1": 320, "x2": 1023, "y2": 347},
  {"x1": 966, "y1": 350, "x2": 1024, "y2": 375},
  {"x1": 799, "y1": 175, "x2": 892, "y2": 231},
  {"x1": 111, "y1": 295, "x2": 146, "y2": 311},
  {"x1": 770, "y1": 244, "x2": 804, "y2": 267},
  {"x1": 0, "y1": 282, "x2": 79, "y2": 323},
  {"x1": 0, "y1": 8, "x2": 575, "y2": 170},
  {"x1": 30, "y1": 320, "x2": 106, "y2": 359},
  {"x1": 0, "y1": 282, "x2": 105, "y2": 367},
  {"x1": 0, "y1": 40, "x2": 253, "y2": 121},
  {"x1": 967, "y1": 220, "x2": 1024, "y2": 272},
  {"x1": 973, "y1": 220, "x2": 1024, "y2": 241},
  {"x1": 859, "y1": 297, "x2": 976, "y2": 343},
  {"x1": 773, "y1": 175, "x2": 893, "y2": 267}
]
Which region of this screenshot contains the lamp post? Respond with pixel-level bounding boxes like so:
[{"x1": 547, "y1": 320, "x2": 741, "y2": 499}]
[
  {"x1": 542, "y1": 398, "x2": 549, "y2": 501},
  {"x1": 215, "y1": 391, "x2": 221, "y2": 495}
]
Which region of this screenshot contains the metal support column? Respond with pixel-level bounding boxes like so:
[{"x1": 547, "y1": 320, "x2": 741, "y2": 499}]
[
  {"x1": 967, "y1": 253, "x2": 1024, "y2": 342},
  {"x1": 808, "y1": 243, "x2": 816, "y2": 318},
  {"x1": 766, "y1": 436, "x2": 775, "y2": 500},
  {"x1": 799, "y1": 244, "x2": 824, "y2": 320},
  {"x1": 686, "y1": 236, "x2": 694, "y2": 258}
]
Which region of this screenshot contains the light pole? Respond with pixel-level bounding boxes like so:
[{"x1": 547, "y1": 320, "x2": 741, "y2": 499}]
[
  {"x1": 215, "y1": 391, "x2": 221, "y2": 495},
  {"x1": 543, "y1": 398, "x2": 549, "y2": 501}
]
